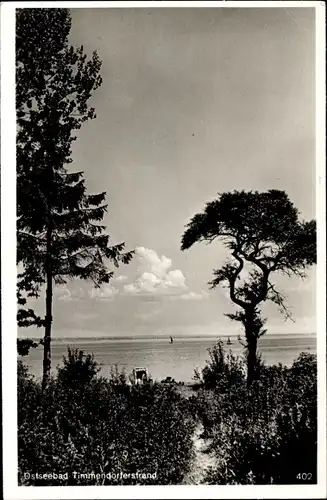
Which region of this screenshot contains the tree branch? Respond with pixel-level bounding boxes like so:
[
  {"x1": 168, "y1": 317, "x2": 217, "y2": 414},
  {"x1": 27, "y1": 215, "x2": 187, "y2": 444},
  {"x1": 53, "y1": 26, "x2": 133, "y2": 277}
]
[
  {"x1": 267, "y1": 280, "x2": 294, "y2": 322},
  {"x1": 18, "y1": 230, "x2": 46, "y2": 242},
  {"x1": 237, "y1": 335, "x2": 248, "y2": 348},
  {"x1": 228, "y1": 250, "x2": 249, "y2": 309}
]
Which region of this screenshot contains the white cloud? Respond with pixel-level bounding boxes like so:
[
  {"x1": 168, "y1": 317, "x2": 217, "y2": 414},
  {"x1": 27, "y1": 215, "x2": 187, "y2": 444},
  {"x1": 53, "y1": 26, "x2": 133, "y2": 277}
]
[
  {"x1": 136, "y1": 247, "x2": 172, "y2": 277},
  {"x1": 124, "y1": 247, "x2": 187, "y2": 295},
  {"x1": 89, "y1": 285, "x2": 119, "y2": 300}
]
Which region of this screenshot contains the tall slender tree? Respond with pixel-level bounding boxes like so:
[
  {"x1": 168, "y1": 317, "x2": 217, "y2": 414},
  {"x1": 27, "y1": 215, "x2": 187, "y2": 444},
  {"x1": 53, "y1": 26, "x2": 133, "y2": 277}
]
[
  {"x1": 181, "y1": 190, "x2": 316, "y2": 384},
  {"x1": 16, "y1": 8, "x2": 133, "y2": 389}
]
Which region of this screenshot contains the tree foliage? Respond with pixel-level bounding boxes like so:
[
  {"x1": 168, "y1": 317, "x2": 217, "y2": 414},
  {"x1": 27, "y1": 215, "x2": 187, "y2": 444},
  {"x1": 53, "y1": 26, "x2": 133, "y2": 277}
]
[
  {"x1": 17, "y1": 338, "x2": 43, "y2": 357},
  {"x1": 181, "y1": 190, "x2": 316, "y2": 382},
  {"x1": 16, "y1": 7, "x2": 133, "y2": 305}
]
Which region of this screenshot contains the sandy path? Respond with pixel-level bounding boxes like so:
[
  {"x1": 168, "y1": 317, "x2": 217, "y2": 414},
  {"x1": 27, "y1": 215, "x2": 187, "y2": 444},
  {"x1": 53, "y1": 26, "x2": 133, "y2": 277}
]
[{"x1": 183, "y1": 422, "x2": 216, "y2": 484}]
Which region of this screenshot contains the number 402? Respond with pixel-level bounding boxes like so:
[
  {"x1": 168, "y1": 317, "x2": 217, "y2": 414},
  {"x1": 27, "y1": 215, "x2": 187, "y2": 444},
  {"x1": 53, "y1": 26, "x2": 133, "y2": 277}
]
[{"x1": 297, "y1": 473, "x2": 312, "y2": 480}]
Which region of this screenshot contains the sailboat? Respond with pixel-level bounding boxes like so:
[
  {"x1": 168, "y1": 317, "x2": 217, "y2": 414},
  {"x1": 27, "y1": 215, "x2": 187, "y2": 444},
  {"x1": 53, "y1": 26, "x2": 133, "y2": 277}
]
[
  {"x1": 170, "y1": 336, "x2": 174, "y2": 344},
  {"x1": 226, "y1": 336, "x2": 232, "y2": 345}
]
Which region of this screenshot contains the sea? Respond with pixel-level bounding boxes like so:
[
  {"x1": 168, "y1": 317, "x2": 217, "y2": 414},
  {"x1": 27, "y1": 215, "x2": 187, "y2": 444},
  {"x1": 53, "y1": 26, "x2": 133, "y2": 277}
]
[{"x1": 22, "y1": 333, "x2": 316, "y2": 383}]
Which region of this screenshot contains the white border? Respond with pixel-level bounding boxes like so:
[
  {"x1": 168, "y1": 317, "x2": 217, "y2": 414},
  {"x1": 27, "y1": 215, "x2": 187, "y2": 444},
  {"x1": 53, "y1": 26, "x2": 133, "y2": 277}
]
[
  {"x1": 1, "y1": 1, "x2": 324, "y2": 8},
  {"x1": 1, "y1": 2, "x2": 326, "y2": 499},
  {"x1": 315, "y1": 1, "x2": 327, "y2": 492}
]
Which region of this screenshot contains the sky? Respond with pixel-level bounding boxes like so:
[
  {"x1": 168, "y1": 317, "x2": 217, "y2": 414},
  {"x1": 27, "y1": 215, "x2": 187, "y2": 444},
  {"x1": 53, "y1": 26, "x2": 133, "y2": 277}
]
[{"x1": 21, "y1": 6, "x2": 316, "y2": 339}]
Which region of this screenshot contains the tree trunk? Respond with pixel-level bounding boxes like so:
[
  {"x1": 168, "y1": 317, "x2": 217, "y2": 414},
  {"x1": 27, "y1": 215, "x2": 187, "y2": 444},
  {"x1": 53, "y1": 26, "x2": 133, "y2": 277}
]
[
  {"x1": 42, "y1": 220, "x2": 53, "y2": 391},
  {"x1": 246, "y1": 334, "x2": 258, "y2": 386},
  {"x1": 243, "y1": 306, "x2": 261, "y2": 386}
]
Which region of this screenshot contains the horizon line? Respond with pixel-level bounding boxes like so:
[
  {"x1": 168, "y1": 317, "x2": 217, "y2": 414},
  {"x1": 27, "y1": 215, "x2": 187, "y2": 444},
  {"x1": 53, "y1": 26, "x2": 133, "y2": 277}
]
[{"x1": 18, "y1": 331, "x2": 316, "y2": 341}]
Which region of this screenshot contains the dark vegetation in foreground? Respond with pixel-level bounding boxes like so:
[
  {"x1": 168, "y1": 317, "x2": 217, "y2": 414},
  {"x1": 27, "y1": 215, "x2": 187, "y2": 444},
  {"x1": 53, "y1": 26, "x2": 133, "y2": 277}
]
[{"x1": 18, "y1": 344, "x2": 317, "y2": 485}]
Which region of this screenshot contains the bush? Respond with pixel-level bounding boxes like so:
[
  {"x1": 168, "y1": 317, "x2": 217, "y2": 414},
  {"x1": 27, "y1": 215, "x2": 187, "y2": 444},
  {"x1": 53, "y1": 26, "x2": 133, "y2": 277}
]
[
  {"x1": 194, "y1": 340, "x2": 245, "y2": 391},
  {"x1": 108, "y1": 364, "x2": 129, "y2": 386},
  {"x1": 57, "y1": 348, "x2": 100, "y2": 388},
  {"x1": 195, "y1": 349, "x2": 317, "y2": 485},
  {"x1": 18, "y1": 345, "x2": 317, "y2": 485},
  {"x1": 18, "y1": 350, "x2": 195, "y2": 485}
]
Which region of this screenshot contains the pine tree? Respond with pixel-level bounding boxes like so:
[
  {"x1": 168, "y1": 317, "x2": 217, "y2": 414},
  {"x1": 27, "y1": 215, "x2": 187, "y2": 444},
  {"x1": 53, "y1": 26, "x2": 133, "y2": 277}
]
[{"x1": 16, "y1": 8, "x2": 133, "y2": 388}]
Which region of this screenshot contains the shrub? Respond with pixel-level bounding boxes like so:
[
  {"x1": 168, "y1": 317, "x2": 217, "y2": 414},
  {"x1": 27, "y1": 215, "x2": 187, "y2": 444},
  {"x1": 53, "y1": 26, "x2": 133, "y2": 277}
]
[
  {"x1": 108, "y1": 364, "x2": 129, "y2": 386},
  {"x1": 196, "y1": 350, "x2": 317, "y2": 485},
  {"x1": 18, "y1": 345, "x2": 317, "y2": 486},
  {"x1": 18, "y1": 349, "x2": 195, "y2": 485},
  {"x1": 56, "y1": 348, "x2": 100, "y2": 389},
  {"x1": 194, "y1": 340, "x2": 245, "y2": 391}
]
